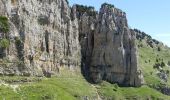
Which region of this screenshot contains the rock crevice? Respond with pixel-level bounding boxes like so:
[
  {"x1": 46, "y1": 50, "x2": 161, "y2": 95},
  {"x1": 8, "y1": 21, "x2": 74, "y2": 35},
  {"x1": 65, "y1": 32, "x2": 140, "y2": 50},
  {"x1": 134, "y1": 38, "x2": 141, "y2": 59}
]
[{"x1": 0, "y1": 1, "x2": 144, "y2": 86}]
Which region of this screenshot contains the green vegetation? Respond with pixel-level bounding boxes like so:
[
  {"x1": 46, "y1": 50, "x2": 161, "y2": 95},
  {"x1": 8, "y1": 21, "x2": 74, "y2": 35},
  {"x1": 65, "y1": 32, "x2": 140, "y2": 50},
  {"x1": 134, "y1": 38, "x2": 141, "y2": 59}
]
[
  {"x1": 96, "y1": 81, "x2": 170, "y2": 100},
  {"x1": 15, "y1": 37, "x2": 22, "y2": 45},
  {"x1": 136, "y1": 29, "x2": 170, "y2": 92},
  {"x1": 0, "y1": 75, "x2": 170, "y2": 100},
  {"x1": 0, "y1": 74, "x2": 97, "y2": 100},
  {"x1": 1, "y1": 67, "x2": 170, "y2": 100},
  {"x1": 1, "y1": 30, "x2": 170, "y2": 99},
  {"x1": 0, "y1": 16, "x2": 9, "y2": 33},
  {"x1": 0, "y1": 38, "x2": 10, "y2": 48},
  {"x1": 101, "y1": 3, "x2": 115, "y2": 8},
  {"x1": 75, "y1": 5, "x2": 97, "y2": 18}
]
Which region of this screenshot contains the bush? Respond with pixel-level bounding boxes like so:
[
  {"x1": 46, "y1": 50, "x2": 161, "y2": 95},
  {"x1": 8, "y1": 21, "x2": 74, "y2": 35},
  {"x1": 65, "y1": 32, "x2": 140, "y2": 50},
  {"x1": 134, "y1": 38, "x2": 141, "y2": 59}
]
[
  {"x1": 158, "y1": 47, "x2": 161, "y2": 51},
  {"x1": 0, "y1": 38, "x2": 10, "y2": 48},
  {"x1": 0, "y1": 16, "x2": 9, "y2": 33},
  {"x1": 153, "y1": 63, "x2": 160, "y2": 69},
  {"x1": 161, "y1": 61, "x2": 165, "y2": 68},
  {"x1": 15, "y1": 37, "x2": 22, "y2": 45},
  {"x1": 102, "y1": 3, "x2": 115, "y2": 8},
  {"x1": 76, "y1": 5, "x2": 97, "y2": 18}
]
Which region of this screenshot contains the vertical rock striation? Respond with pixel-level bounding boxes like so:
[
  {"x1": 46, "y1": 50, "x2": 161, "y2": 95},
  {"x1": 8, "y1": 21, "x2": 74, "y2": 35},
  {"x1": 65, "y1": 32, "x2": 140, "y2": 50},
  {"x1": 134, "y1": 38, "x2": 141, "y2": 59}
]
[
  {"x1": 0, "y1": 0, "x2": 81, "y2": 76},
  {"x1": 0, "y1": 1, "x2": 144, "y2": 86},
  {"x1": 77, "y1": 4, "x2": 144, "y2": 86}
]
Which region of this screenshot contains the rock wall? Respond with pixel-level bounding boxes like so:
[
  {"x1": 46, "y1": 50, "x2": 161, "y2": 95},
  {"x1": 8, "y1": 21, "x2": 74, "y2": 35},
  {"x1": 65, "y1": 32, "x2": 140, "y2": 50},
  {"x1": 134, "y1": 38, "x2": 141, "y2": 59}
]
[
  {"x1": 0, "y1": 0, "x2": 143, "y2": 86},
  {"x1": 77, "y1": 4, "x2": 144, "y2": 86},
  {"x1": 0, "y1": 0, "x2": 81, "y2": 76}
]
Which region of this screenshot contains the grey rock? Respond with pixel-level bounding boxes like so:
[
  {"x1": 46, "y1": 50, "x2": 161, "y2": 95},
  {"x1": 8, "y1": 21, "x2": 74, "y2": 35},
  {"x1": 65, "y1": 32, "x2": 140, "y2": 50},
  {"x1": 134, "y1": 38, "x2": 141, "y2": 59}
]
[
  {"x1": 0, "y1": 1, "x2": 144, "y2": 86},
  {"x1": 78, "y1": 4, "x2": 144, "y2": 86}
]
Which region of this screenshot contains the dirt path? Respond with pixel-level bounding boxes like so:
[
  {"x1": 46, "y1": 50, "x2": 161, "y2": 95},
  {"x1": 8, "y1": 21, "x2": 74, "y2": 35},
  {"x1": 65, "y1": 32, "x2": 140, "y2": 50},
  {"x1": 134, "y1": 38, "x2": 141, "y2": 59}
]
[
  {"x1": 91, "y1": 85, "x2": 102, "y2": 100},
  {"x1": 0, "y1": 81, "x2": 20, "y2": 92}
]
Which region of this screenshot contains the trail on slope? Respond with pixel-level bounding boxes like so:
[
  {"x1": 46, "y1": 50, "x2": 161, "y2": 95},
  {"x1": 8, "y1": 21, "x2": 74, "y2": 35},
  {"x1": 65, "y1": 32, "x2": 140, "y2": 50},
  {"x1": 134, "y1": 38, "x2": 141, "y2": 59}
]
[{"x1": 91, "y1": 84, "x2": 102, "y2": 100}]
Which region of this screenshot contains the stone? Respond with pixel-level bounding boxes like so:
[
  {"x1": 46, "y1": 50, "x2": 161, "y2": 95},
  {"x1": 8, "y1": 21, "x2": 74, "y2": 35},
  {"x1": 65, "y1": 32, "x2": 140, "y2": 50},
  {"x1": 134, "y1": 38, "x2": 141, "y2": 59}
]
[
  {"x1": 0, "y1": 1, "x2": 144, "y2": 87},
  {"x1": 77, "y1": 4, "x2": 144, "y2": 86},
  {"x1": 0, "y1": 0, "x2": 81, "y2": 77}
]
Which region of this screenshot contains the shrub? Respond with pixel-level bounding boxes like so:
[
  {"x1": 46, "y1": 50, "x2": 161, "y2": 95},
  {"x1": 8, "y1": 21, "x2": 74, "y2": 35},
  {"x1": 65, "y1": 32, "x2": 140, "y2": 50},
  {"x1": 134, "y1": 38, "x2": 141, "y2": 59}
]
[
  {"x1": 76, "y1": 5, "x2": 97, "y2": 18},
  {"x1": 166, "y1": 70, "x2": 169, "y2": 74},
  {"x1": 102, "y1": 3, "x2": 115, "y2": 8},
  {"x1": 0, "y1": 16, "x2": 9, "y2": 33},
  {"x1": 158, "y1": 47, "x2": 161, "y2": 51},
  {"x1": 153, "y1": 63, "x2": 160, "y2": 69},
  {"x1": 0, "y1": 38, "x2": 10, "y2": 48},
  {"x1": 15, "y1": 37, "x2": 22, "y2": 45},
  {"x1": 168, "y1": 61, "x2": 170, "y2": 66},
  {"x1": 160, "y1": 61, "x2": 165, "y2": 68}
]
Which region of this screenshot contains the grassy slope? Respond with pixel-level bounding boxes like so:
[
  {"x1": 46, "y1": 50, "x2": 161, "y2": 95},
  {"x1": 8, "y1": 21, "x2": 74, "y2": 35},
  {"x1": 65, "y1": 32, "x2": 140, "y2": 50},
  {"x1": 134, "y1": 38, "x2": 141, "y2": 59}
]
[
  {"x1": 97, "y1": 82, "x2": 170, "y2": 100},
  {"x1": 138, "y1": 39, "x2": 170, "y2": 86},
  {"x1": 1, "y1": 69, "x2": 170, "y2": 100},
  {"x1": 0, "y1": 77, "x2": 170, "y2": 100}
]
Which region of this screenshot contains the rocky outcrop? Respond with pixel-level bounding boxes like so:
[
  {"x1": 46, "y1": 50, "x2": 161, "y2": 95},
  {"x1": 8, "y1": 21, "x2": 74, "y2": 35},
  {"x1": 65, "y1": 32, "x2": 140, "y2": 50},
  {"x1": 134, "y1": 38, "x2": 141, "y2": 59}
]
[
  {"x1": 0, "y1": 1, "x2": 144, "y2": 86},
  {"x1": 83, "y1": 4, "x2": 144, "y2": 86},
  {"x1": 76, "y1": 4, "x2": 144, "y2": 86},
  {"x1": 0, "y1": 0, "x2": 81, "y2": 76}
]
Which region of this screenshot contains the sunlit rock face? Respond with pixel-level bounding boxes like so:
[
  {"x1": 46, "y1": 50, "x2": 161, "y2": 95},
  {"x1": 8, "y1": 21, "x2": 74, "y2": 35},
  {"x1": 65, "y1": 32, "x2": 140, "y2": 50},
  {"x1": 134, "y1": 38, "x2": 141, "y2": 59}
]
[
  {"x1": 0, "y1": 0, "x2": 81, "y2": 76},
  {"x1": 0, "y1": 0, "x2": 143, "y2": 86},
  {"x1": 77, "y1": 4, "x2": 144, "y2": 86}
]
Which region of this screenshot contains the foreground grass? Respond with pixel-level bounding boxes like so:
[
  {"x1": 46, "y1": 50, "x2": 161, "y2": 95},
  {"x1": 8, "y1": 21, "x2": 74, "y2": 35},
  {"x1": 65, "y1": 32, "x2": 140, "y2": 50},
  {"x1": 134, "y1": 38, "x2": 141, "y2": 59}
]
[
  {"x1": 0, "y1": 76, "x2": 170, "y2": 100},
  {"x1": 0, "y1": 75, "x2": 97, "y2": 100},
  {"x1": 97, "y1": 81, "x2": 170, "y2": 100},
  {"x1": 0, "y1": 68, "x2": 98, "y2": 100}
]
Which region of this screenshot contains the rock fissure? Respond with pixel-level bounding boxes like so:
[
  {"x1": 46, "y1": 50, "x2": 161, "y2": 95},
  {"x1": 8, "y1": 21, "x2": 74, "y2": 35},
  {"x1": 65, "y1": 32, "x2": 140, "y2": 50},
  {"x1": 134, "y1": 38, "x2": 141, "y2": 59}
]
[{"x1": 0, "y1": 0, "x2": 144, "y2": 86}]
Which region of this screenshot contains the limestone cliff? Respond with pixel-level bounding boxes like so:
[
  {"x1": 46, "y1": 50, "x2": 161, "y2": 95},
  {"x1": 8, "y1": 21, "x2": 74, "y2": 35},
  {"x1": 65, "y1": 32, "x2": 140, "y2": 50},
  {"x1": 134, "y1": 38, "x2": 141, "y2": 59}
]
[
  {"x1": 0, "y1": 0, "x2": 144, "y2": 86},
  {"x1": 77, "y1": 4, "x2": 144, "y2": 86},
  {"x1": 0, "y1": 0, "x2": 81, "y2": 77}
]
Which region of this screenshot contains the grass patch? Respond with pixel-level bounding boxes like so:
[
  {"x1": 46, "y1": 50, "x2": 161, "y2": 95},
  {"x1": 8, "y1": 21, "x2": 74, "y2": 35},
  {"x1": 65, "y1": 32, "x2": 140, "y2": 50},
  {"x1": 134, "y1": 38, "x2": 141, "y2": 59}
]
[
  {"x1": 0, "y1": 75, "x2": 170, "y2": 100},
  {"x1": 0, "y1": 16, "x2": 9, "y2": 33},
  {"x1": 0, "y1": 38, "x2": 10, "y2": 48},
  {"x1": 97, "y1": 81, "x2": 170, "y2": 100},
  {"x1": 0, "y1": 72, "x2": 97, "y2": 100}
]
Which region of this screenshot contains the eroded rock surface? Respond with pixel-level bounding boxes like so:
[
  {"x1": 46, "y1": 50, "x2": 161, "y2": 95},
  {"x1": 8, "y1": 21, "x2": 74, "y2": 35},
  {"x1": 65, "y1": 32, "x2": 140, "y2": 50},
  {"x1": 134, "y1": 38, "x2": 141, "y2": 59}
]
[
  {"x1": 77, "y1": 4, "x2": 144, "y2": 86},
  {"x1": 0, "y1": 0, "x2": 81, "y2": 77},
  {"x1": 0, "y1": 0, "x2": 144, "y2": 86}
]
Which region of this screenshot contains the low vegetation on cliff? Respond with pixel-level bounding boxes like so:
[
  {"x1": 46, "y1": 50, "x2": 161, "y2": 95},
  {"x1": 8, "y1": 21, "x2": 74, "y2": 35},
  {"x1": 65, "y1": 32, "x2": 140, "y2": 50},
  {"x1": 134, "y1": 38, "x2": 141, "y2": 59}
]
[
  {"x1": 75, "y1": 4, "x2": 97, "y2": 18},
  {"x1": 0, "y1": 16, "x2": 9, "y2": 33}
]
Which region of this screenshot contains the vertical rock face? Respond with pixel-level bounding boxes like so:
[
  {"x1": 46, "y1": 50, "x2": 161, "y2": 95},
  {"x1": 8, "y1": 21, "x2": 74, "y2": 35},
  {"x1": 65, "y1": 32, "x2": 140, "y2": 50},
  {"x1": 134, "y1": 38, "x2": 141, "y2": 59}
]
[
  {"x1": 77, "y1": 4, "x2": 144, "y2": 86},
  {"x1": 0, "y1": 0, "x2": 81, "y2": 76},
  {"x1": 0, "y1": 1, "x2": 143, "y2": 86}
]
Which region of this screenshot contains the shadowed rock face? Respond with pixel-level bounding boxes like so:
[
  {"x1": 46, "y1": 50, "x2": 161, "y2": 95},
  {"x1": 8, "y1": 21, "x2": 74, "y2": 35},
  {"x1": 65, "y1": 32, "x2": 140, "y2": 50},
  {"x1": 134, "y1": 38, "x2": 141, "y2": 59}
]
[
  {"x1": 78, "y1": 4, "x2": 144, "y2": 86},
  {"x1": 0, "y1": 0, "x2": 144, "y2": 86}
]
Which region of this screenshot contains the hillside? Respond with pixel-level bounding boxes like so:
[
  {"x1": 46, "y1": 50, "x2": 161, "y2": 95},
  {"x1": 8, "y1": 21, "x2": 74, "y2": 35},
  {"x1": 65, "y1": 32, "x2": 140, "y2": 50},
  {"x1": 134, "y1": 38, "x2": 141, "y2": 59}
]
[
  {"x1": 135, "y1": 29, "x2": 170, "y2": 95},
  {"x1": 0, "y1": 69, "x2": 170, "y2": 100},
  {"x1": 0, "y1": 0, "x2": 170, "y2": 100}
]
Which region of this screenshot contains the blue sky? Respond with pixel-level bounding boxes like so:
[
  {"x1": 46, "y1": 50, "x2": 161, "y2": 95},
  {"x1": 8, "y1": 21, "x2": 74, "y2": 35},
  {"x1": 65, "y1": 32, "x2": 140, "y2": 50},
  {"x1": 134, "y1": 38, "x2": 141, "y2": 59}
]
[{"x1": 69, "y1": 0, "x2": 170, "y2": 47}]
